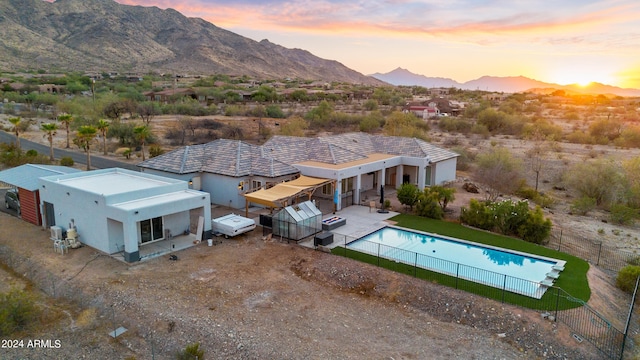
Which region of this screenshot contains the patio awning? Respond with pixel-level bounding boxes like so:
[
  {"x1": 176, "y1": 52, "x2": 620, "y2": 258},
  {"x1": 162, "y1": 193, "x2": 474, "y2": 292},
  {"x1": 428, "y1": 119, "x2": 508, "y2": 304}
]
[{"x1": 243, "y1": 175, "x2": 333, "y2": 208}]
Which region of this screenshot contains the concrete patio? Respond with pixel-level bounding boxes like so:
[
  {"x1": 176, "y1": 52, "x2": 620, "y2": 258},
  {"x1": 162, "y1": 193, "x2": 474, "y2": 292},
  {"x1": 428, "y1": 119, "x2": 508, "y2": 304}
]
[{"x1": 298, "y1": 204, "x2": 399, "y2": 249}]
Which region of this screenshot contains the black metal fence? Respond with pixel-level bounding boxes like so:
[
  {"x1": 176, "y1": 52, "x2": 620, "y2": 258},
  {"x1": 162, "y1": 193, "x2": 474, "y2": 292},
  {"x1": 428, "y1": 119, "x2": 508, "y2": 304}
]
[
  {"x1": 547, "y1": 228, "x2": 639, "y2": 272},
  {"x1": 334, "y1": 234, "x2": 626, "y2": 360}
]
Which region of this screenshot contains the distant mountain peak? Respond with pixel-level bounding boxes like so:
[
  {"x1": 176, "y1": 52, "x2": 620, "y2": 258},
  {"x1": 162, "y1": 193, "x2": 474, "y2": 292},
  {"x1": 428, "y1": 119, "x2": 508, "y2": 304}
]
[{"x1": 370, "y1": 69, "x2": 640, "y2": 96}]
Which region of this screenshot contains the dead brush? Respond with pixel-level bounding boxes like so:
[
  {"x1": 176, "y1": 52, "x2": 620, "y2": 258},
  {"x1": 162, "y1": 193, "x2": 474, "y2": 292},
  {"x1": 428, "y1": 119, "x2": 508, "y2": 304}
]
[{"x1": 351, "y1": 279, "x2": 377, "y2": 296}]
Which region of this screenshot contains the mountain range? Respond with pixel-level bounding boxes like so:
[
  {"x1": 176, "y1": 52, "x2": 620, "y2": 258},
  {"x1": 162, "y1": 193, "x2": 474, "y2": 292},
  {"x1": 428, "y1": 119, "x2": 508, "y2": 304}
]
[
  {"x1": 0, "y1": 0, "x2": 382, "y2": 85},
  {"x1": 370, "y1": 68, "x2": 640, "y2": 97},
  {"x1": 1, "y1": 0, "x2": 638, "y2": 96}
]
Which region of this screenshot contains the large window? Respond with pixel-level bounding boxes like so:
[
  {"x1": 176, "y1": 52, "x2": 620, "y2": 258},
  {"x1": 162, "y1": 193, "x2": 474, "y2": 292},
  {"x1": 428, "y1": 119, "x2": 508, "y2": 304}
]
[
  {"x1": 341, "y1": 177, "x2": 354, "y2": 193},
  {"x1": 140, "y1": 217, "x2": 164, "y2": 244}
]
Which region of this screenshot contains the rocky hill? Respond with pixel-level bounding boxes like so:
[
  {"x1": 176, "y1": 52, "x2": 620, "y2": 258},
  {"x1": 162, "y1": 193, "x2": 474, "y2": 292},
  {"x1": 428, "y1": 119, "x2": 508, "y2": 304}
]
[{"x1": 0, "y1": 0, "x2": 383, "y2": 84}]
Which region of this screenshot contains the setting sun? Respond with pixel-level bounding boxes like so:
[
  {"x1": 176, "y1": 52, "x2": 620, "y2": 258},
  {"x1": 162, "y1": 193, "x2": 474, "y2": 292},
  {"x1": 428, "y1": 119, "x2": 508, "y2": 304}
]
[{"x1": 547, "y1": 65, "x2": 616, "y2": 87}]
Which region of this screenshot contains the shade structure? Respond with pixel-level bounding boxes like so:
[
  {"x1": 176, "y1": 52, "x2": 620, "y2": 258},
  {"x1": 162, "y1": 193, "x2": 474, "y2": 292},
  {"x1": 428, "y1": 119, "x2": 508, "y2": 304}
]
[{"x1": 243, "y1": 175, "x2": 333, "y2": 208}]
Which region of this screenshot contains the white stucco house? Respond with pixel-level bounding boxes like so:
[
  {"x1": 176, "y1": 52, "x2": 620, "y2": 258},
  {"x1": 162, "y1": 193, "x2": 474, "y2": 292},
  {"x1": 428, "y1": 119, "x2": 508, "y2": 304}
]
[
  {"x1": 138, "y1": 133, "x2": 458, "y2": 211},
  {"x1": 38, "y1": 168, "x2": 211, "y2": 262},
  {"x1": 262, "y1": 133, "x2": 458, "y2": 209}
]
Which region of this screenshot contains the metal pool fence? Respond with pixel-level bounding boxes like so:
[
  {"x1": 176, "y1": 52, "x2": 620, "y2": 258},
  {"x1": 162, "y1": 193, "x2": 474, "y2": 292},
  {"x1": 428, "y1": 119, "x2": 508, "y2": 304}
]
[
  {"x1": 332, "y1": 234, "x2": 627, "y2": 360},
  {"x1": 548, "y1": 228, "x2": 640, "y2": 272}
]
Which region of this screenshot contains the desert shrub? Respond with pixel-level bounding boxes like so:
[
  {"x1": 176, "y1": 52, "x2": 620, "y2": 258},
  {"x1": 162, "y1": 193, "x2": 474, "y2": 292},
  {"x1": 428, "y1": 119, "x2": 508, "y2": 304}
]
[
  {"x1": 460, "y1": 199, "x2": 494, "y2": 230},
  {"x1": 415, "y1": 191, "x2": 444, "y2": 219},
  {"x1": 514, "y1": 184, "x2": 555, "y2": 208},
  {"x1": 461, "y1": 199, "x2": 552, "y2": 244},
  {"x1": 490, "y1": 199, "x2": 529, "y2": 236},
  {"x1": 149, "y1": 144, "x2": 164, "y2": 158},
  {"x1": 627, "y1": 256, "x2": 640, "y2": 266},
  {"x1": 515, "y1": 185, "x2": 538, "y2": 200},
  {"x1": 176, "y1": 342, "x2": 204, "y2": 360},
  {"x1": 518, "y1": 206, "x2": 552, "y2": 244},
  {"x1": 609, "y1": 204, "x2": 638, "y2": 225},
  {"x1": 589, "y1": 118, "x2": 623, "y2": 142},
  {"x1": 563, "y1": 159, "x2": 625, "y2": 206},
  {"x1": 614, "y1": 126, "x2": 640, "y2": 148},
  {"x1": 265, "y1": 104, "x2": 285, "y2": 118},
  {"x1": 565, "y1": 131, "x2": 595, "y2": 144},
  {"x1": 439, "y1": 117, "x2": 472, "y2": 133},
  {"x1": 616, "y1": 265, "x2": 640, "y2": 294},
  {"x1": 564, "y1": 111, "x2": 580, "y2": 121},
  {"x1": 396, "y1": 183, "x2": 419, "y2": 210},
  {"x1": 0, "y1": 288, "x2": 38, "y2": 336},
  {"x1": 470, "y1": 123, "x2": 490, "y2": 138},
  {"x1": 363, "y1": 99, "x2": 378, "y2": 111},
  {"x1": 223, "y1": 105, "x2": 243, "y2": 116},
  {"x1": 222, "y1": 125, "x2": 244, "y2": 140},
  {"x1": 25, "y1": 149, "x2": 38, "y2": 156},
  {"x1": 59, "y1": 156, "x2": 74, "y2": 166},
  {"x1": 570, "y1": 196, "x2": 596, "y2": 215},
  {"x1": 450, "y1": 146, "x2": 475, "y2": 171}
]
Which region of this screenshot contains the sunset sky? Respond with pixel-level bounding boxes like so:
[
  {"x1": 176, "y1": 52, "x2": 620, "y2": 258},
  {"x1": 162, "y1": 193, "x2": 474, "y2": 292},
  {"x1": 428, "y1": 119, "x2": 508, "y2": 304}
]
[{"x1": 113, "y1": 0, "x2": 640, "y2": 89}]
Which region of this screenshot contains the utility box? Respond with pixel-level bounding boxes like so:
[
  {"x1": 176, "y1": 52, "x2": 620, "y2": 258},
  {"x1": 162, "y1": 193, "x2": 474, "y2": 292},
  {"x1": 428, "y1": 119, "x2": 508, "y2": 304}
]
[{"x1": 314, "y1": 232, "x2": 333, "y2": 246}]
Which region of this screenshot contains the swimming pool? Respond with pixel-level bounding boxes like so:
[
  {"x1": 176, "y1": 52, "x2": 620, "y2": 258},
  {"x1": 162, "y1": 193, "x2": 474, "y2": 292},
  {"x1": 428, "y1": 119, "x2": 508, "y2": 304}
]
[{"x1": 347, "y1": 226, "x2": 565, "y2": 299}]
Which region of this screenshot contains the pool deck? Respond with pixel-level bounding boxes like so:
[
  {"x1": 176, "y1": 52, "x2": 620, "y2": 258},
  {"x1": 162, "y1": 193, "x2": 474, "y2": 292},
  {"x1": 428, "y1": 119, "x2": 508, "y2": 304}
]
[{"x1": 299, "y1": 205, "x2": 399, "y2": 249}]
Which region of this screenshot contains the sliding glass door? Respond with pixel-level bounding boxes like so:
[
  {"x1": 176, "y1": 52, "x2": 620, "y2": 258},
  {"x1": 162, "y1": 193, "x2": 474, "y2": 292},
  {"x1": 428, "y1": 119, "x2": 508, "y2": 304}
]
[{"x1": 140, "y1": 217, "x2": 164, "y2": 244}]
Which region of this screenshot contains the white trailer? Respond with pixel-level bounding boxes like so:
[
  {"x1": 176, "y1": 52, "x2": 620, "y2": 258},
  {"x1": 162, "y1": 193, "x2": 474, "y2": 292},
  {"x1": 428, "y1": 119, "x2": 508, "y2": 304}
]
[{"x1": 212, "y1": 213, "x2": 256, "y2": 238}]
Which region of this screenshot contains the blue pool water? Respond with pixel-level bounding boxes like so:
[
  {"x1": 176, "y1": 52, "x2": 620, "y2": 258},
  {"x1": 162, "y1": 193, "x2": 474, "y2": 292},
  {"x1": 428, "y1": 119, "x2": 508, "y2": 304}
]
[{"x1": 348, "y1": 227, "x2": 563, "y2": 298}]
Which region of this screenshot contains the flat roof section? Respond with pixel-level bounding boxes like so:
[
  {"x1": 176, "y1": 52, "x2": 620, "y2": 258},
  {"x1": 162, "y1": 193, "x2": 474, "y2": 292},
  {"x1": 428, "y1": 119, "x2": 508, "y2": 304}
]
[
  {"x1": 54, "y1": 170, "x2": 175, "y2": 195},
  {"x1": 296, "y1": 153, "x2": 397, "y2": 170},
  {"x1": 111, "y1": 190, "x2": 206, "y2": 211}
]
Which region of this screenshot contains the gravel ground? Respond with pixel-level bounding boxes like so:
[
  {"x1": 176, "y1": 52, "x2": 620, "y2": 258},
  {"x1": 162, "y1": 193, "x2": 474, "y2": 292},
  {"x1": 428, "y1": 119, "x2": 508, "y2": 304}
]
[{"x1": 0, "y1": 211, "x2": 602, "y2": 360}]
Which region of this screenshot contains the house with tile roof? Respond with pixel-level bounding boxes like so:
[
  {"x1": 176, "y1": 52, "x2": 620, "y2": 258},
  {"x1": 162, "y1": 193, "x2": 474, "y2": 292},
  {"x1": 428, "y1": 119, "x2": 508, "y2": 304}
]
[
  {"x1": 138, "y1": 133, "x2": 458, "y2": 211},
  {"x1": 262, "y1": 133, "x2": 458, "y2": 209},
  {"x1": 137, "y1": 139, "x2": 301, "y2": 209}
]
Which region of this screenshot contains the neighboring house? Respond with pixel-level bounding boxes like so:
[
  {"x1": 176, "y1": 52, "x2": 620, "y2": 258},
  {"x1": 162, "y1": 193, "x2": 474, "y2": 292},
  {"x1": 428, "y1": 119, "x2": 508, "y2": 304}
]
[
  {"x1": 406, "y1": 104, "x2": 440, "y2": 119},
  {"x1": 38, "y1": 84, "x2": 65, "y2": 94},
  {"x1": 137, "y1": 139, "x2": 300, "y2": 209},
  {"x1": 139, "y1": 133, "x2": 458, "y2": 211},
  {"x1": 0, "y1": 164, "x2": 81, "y2": 225},
  {"x1": 143, "y1": 88, "x2": 198, "y2": 103},
  {"x1": 405, "y1": 98, "x2": 464, "y2": 117},
  {"x1": 38, "y1": 168, "x2": 211, "y2": 263}
]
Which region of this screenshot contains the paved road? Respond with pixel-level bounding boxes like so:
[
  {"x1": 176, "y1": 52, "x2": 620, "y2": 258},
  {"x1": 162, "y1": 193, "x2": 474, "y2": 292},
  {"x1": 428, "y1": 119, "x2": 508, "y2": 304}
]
[{"x1": 0, "y1": 131, "x2": 139, "y2": 171}]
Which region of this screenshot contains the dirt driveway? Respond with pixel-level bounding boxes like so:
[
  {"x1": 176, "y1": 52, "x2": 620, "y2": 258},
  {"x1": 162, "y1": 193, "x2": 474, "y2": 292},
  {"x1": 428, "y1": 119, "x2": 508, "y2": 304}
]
[{"x1": 0, "y1": 210, "x2": 604, "y2": 360}]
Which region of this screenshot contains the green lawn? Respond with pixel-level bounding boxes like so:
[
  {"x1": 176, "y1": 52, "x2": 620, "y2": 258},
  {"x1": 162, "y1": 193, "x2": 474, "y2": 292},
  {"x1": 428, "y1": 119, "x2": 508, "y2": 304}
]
[{"x1": 332, "y1": 213, "x2": 591, "y2": 310}]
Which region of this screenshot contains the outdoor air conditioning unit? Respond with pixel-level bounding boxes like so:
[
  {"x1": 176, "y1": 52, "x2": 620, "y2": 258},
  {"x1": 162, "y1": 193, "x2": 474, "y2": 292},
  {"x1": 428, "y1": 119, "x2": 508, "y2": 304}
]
[{"x1": 50, "y1": 226, "x2": 63, "y2": 241}]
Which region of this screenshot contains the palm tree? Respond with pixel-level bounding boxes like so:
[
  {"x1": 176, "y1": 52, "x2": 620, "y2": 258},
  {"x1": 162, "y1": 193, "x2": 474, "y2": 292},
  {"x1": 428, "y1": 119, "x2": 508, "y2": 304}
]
[
  {"x1": 133, "y1": 125, "x2": 151, "y2": 161},
  {"x1": 8, "y1": 117, "x2": 22, "y2": 149},
  {"x1": 41, "y1": 123, "x2": 58, "y2": 161},
  {"x1": 96, "y1": 119, "x2": 110, "y2": 155},
  {"x1": 57, "y1": 113, "x2": 73, "y2": 148},
  {"x1": 74, "y1": 125, "x2": 97, "y2": 170}
]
